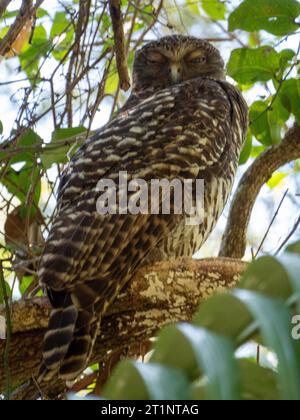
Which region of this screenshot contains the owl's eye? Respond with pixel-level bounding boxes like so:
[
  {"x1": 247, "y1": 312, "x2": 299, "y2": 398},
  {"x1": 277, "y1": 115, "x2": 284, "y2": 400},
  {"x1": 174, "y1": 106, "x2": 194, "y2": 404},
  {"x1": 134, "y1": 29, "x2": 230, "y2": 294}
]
[
  {"x1": 190, "y1": 56, "x2": 207, "y2": 65},
  {"x1": 186, "y1": 51, "x2": 207, "y2": 65},
  {"x1": 146, "y1": 51, "x2": 166, "y2": 64}
]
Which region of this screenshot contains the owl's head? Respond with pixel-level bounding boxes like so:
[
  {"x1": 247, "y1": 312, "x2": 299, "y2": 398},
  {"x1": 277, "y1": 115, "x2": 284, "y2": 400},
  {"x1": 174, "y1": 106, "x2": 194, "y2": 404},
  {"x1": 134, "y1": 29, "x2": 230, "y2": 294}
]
[{"x1": 132, "y1": 35, "x2": 225, "y2": 92}]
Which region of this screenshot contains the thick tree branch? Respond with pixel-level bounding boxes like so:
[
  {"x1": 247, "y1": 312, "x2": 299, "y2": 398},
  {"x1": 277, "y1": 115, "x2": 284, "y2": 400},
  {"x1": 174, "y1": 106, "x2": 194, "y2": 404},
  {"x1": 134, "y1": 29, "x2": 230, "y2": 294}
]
[
  {"x1": 109, "y1": 0, "x2": 131, "y2": 91},
  {"x1": 219, "y1": 124, "x2": 300, "y2": 259},
  {"x1": 0, "y1": 257, "x2": 247, "y2": 399}
]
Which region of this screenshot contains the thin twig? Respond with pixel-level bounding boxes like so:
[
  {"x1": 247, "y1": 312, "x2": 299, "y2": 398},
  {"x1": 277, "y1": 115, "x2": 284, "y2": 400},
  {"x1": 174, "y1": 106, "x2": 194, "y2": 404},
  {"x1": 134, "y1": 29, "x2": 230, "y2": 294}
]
[
  {"x1": 275, "y1": 214, "x2": 300, "y2": 256},
  {"x1": 254, "y1": 189, "x2": 289, "y2": 258}
]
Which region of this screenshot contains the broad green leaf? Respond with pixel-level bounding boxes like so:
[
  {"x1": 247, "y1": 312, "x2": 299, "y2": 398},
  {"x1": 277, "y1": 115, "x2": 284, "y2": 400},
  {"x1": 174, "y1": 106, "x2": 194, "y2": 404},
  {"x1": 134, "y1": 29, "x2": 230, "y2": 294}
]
[
  {"x1": 194, "y1": 293, "x2": 253, "y2": 343},
  {"x1": 50, "y1": 12, "x2": 70, "y2": 38},
  {"x1": 239, "y1": 256, "x2": 293, "y2": 299},
  {"x1": 41, "y1": 126, "x2": 86, "y2": 169},
  {"x1": 1, "y1": 163, "x2": 41, "y2": 206},
  {"x1": 50, "y1": 12, "x2": 74, "y2": 61},
  {"x1": 240, "y1": 254, "x2": 300, "y2": 313},
  {"x1": 239, "y1": 131, "x2": 253, "y2": 165},
  {"x1": 278, "y1": 49, "x2": 296, "y2": 74},
  {"x1": 227, "y1": 47, "x2": 280, "y2": 84},
  {"x1": 271, "y1": 93, "x2": 291, "y2": 124},
  {"x1": 201, "y1": 0, "x2": 226, "y2": 20},
  {"x1": 229, "y1": 0, "x2": 300, "y2": 36},
  {"x1": 238, "y1": 360, "x2": 281, "y2": 400},
  {"x1": 104, "y1": 361, "x2": 189, "y2": 400},
  {"x1": 0, "y1": 121, "x2": 3, "y2": 135},
  {"x1": 36, "y1": 8, "x2": 50, "y2": 18},
  {"x1": 0, "y1": 129, "x2": 43, "y2": 164},
  {"x1": 151, "y1": 323, "x2": 240, "y2": 400},
  {"x1": 233, "y1": 289, "x2": 300, "y2": 400},
  {"x1": 191, "y1": 359, "x2": 281, "y2": 401},
  {"x1": 279, "y1": 79, "x2": 300, "y2": 124},
  {"x1": 277, "y1": 254, "x2": 300, "y2": 312},
  {"x1": 250, "y1": 100, "x2": 280, "y2": 146}
]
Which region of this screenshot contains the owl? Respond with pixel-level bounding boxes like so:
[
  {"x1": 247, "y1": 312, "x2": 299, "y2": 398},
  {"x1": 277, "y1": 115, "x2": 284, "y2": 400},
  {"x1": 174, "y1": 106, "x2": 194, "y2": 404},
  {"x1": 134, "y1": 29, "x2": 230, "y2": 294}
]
[{"x1": 39, "y1": 35, "x2": 248, "y2": 381}]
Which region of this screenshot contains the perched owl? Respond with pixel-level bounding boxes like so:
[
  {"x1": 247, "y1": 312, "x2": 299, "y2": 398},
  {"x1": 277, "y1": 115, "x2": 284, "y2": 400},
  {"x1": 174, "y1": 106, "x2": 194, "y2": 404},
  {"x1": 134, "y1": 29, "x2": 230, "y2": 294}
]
[{"x1": 39, "y1": 35, "x2": 248, "y2": 381}]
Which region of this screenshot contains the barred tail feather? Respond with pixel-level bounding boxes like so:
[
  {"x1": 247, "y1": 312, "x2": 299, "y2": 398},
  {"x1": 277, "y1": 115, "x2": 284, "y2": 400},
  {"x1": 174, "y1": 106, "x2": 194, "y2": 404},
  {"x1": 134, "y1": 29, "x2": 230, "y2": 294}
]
[
  {"x1": 59, "y1": 321, "x2": 100, "y2": 380},
  {"x1": 43, "y1": 291, "x2": 78, "y2": 372},
  {"x1": 43, "y1": 278, "x2": 115, "y2": 381}
]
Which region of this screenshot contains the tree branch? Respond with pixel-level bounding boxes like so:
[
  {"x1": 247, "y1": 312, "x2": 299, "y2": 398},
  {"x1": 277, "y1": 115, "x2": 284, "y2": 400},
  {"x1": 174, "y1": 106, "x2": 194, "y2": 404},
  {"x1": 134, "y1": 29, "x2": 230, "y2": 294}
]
[
  {"x1": 219, "y1": 124, "x2": 300, "y2": 259},
  {"x1": 0, "y1": 257, "x2": 247, "y2": 399},
  {"x1": 0, "y1": 0, "x2": 44, "y2": 57},
  {"x1": 109, "y1": 0, "x2": 131, "y2": 91},
  {"x1": 0, "y1": 0, "x2": 12, "y2": 18}
]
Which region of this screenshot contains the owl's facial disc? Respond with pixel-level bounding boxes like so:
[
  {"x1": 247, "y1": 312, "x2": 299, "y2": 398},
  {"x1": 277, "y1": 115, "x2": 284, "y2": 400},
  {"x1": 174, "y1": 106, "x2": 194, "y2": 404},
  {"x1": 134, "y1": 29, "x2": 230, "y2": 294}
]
[{"x1": 133, "y1": 35, "x2": 225, "y2": 91}]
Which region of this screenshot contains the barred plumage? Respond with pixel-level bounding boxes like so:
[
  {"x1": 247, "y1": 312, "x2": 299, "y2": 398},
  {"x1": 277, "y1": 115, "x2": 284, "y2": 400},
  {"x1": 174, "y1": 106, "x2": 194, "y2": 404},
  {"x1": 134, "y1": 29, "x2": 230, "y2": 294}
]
[{"x1": 39, "y1": 35, "x2": 248, "y2": 381}]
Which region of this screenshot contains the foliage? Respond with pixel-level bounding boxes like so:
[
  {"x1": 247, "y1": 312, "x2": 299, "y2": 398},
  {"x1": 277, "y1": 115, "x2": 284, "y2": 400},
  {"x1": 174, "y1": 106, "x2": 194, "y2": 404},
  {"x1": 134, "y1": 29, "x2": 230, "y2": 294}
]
[{"x1": 103, "y1": 253, "x2": 300, "y2": 400}]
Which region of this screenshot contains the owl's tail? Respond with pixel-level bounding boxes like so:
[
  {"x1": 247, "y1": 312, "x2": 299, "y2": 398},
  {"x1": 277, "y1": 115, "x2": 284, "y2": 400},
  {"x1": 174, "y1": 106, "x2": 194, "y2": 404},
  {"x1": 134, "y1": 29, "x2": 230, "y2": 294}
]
[{"x1": 42, "y1": 280, "x2": 109, "y2": 381}]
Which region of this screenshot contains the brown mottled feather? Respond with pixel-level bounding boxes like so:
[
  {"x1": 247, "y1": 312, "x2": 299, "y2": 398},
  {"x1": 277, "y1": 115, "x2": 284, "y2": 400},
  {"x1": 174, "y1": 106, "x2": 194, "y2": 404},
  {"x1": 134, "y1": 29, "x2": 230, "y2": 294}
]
[{"x1": 39, "y1": 35, "x2": 248, "y2": 380}]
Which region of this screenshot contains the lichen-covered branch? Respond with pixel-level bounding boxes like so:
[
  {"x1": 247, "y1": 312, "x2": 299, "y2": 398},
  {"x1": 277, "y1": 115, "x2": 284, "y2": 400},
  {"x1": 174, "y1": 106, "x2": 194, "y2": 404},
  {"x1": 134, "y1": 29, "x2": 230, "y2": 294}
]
[
  {"x1": 109, "y1": 0, "x2": 131, "y2": 91},
  {"x1": 219, "y1": 124, "x2": 300, "y2": 259},
  {"x1": 0, "y1": 257, "x2": 247, "y2": 399}
]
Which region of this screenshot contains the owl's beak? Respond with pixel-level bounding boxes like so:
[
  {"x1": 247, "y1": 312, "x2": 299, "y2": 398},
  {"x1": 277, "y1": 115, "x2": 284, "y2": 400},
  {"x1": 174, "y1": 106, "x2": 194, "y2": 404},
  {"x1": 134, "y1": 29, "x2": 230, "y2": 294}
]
[{"x1": 170, "y1": 63, "x2": 182, "y2": 84}]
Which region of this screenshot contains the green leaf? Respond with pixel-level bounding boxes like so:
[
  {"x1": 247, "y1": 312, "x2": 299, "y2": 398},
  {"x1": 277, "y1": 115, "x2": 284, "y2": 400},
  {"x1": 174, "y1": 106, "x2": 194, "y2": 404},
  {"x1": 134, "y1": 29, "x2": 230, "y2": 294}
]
[
  {"x1": 251, "y1": 145, "x2": 265, "y2": 158},
  {"x1": 151, "y1": 323, "x2": 240, "y2": 400},
  {"x1": 36, "y1": 8, "x2": 50, "y2": 18},
  {"x1": 50, "y1": 12, "x2": 70, "y2": 38},
  {"x1": 194, "y1": 293, "x2": 253, "y2": 343},
  {"x1": 0, "y1": 129, "x2": 42, "y2": 164},
  {"x1": 19, "y1": 25, "x2": 52, "y2": 80},
  {"x1": 105, "y1": 65, "x2": 119, "y2": 95},
  {"x1": 238, "y1": 360, "x2": 281, "y2": 400},
  {"x1": 233, "y1": 289, "x2": 300, "y2": 400},
  {"x1": 278, "y1": 79, "x2": 300, "y2": 124},
  {"x1": 19, "y1": 276, "x2": 34, "y2": 296},
  {"x1": 228, "y1": 0, "x2": 300, "y2": 36},
  {"x1": 191, "y1": 359, "x2": 281, "y2": 401},
  {"x1": 250, "y1": 100, "x2": 279, "y2": 146},
  {"x1": 278, "y1": 49, "x2": 296, "y2": 74},
  {"x1": 1, "y1": 163, "x2": 41, "y2": 205},
  {"x1": 276, "y1": 254, "x2": 300, "y2": 313},
  {"x1": 50, "y1": 12, "x2": 74, "y2": 61},
  {"x1": 227, "y1": 47, "x2": 280, "y2": 85},
  {"x1": 41, "y1": 126, "x2": 86, "y2": 169},
  {"x1": 0, "y1": 121, "x2": 3, "y2": 135},
  {"x1": 239, "y1": 256, "x2": 293, "y2": 299},
  {"x1": 239, "y1": 131, "x2": 253, "y2": 165},
  {"x1": 104, "y1": 361, "x2": 189, "y2": 400},
  {"x1": 286, "y1": 241, "x2": 300, "y2": 255},
  {"x1": 267, "y1": 172, "x2": 288, "y2": 189},
  {"x1": 201, "y1": 0, "x2": 226, "y2": 20}
]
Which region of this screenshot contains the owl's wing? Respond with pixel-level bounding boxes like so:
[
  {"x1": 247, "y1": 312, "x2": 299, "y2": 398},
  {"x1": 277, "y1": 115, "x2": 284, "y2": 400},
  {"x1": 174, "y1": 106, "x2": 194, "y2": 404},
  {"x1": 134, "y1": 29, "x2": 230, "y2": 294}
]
[{"x1": 39, "y1": 77, "x2": 247, "y2": 292}]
